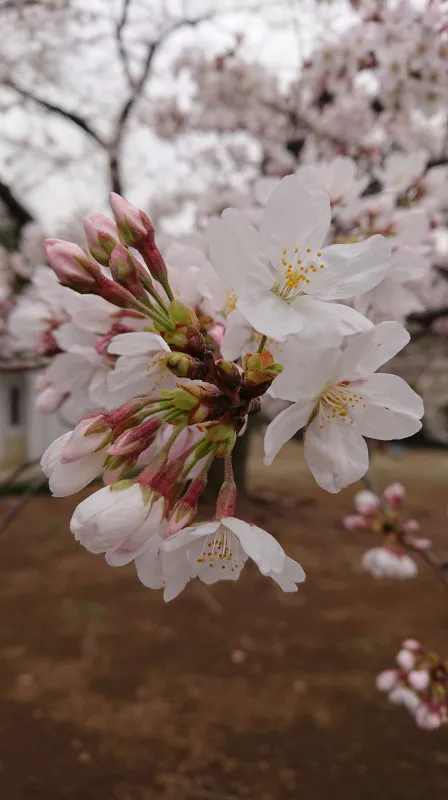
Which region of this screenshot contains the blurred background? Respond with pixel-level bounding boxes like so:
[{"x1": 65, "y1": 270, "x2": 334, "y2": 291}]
[{"x1": 0, "y1": 1, "x2": 447, "y2": 798}]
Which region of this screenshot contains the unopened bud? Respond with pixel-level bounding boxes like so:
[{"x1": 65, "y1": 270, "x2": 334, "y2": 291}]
[
  {"x1": 108, "y1": 417, "x2": 162, "y2": 457},
  {"x1": 215, "y1": 359, "x2": 241, "y2": 390},
  {"x1": 110, "y1": 193, "x2": 170, "y2": 292},
  {"x1": 241, "y1": 349, "x2": 283, "y2": 397},
  {"x1": 171, "y1": 385, "x2": 229, "y2": 424},
  {"x1": 109, "y1": 244, "x2": 148, "y2": 300},
  {"x1": 166, "y1": 475, "x2": 207, "y2": 536},
  {"x1": 44, "y1": 238, "x2": 101, "y2": 290},
  {"x1": 383, "y1": 482, "x2": 405, "y2": 508},
  {"x1": 166, "y1": 352, "x2": 206, "y2": 379},
  {"x1": 61, "y1": 416, "x2": 111, "y2": 463},
  {"x1": 83, "y1": 213, "x2": 119, "y2": 265}
]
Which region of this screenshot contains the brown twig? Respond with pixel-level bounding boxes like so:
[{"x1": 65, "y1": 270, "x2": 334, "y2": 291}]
[
  {"x1": 116, "y1": 0, "x2": 134, "y2": 89},
  {"x1": 0, "y1": 471, "x2": 48, "y2": 537}
]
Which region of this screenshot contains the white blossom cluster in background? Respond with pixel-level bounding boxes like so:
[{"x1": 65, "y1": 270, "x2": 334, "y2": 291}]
[
  {"x1": 377, "y1": 640, "x2": 448, "y2": 730},
  {"x1": 343, "y1": 483, "x2": 430, "y2": 580}
]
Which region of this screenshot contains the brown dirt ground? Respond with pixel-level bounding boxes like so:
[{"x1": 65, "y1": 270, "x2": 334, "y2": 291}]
[{"x1": 0, "y1": 438, "x2": 447, "y2": 800}]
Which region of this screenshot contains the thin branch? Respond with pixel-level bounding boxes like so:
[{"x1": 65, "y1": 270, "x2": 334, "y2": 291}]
[
  {"x1": 6, "y1": 81, "x2": 105, "y2": 147},
  {"x1": 0, "y1": 470, "x2": 47, "y2": 537},
  {"x1": 408, "y1": 307, "x2": 448, "y2": 327},
  {"x1": 109, "y1": 12, "x2": 212, "y2": 194},
  {"x1": 116, "y1": 0, "x2": 134, "y2": 89},
  {"x1": 0, "y1": 178, "x2": 34, "y2": 227}
]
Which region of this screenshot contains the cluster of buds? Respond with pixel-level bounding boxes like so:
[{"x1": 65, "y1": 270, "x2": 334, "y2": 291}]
[
  {"x1": 377, "y1": 640, "x2": 448, "y2": 730},
  {"x1": 41, "y1": 193, "x2": 286, "y2": 541},
  {"x1": 343, "y1": 484, "x2": 431, "y2": 580}
]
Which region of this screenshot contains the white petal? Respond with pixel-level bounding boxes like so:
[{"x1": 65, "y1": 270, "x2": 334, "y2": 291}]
[
  {"x1": 206, "y1": 210, "x2": 267, "y2": 292},
  {"x1": 41, "y1": 432, "x2": 72, "y2": 476},
  {"x1": 269, "y1": 556, "x2": 306, "y2": 591},
  {"x1": 264, "y1": 401, "x2": 314, "y2": 465},
  {"x1": 49, "y1": 452, "x2": 105, "y2": 497},
  {"x1": 134, "y1": 537, "x2": 164, "y2": 589},
  {"x1": 351, "y1": 374, "x2": 423, "y2": 439},
  {"x1": 161, "y1": 521, "x2": 220, "y2": 552},
  {"x1": 259, "y1": 176, "x2": 330, "y2": 267},
  {"x1": 309, "y1": 235, "x2": 391, "y2": 300},
  {"x1": 339, "y1": 321, "x2": 410, "y2": 378},
  {"x1": 108, "y1": 332, "x2": 168, "y2": 356},
  {"x1": 237, "y1": 284, "x2": 304, "y2": 339},
  {"x1": 304, "y1": 417, "x2": 369, "y2": 492},
  {"x1": 294, "y1": 295, "x2": 372, "y2": 339}
]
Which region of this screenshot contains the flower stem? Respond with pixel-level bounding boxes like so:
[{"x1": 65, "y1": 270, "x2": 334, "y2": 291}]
[{"x1": 257, "y1": 335, "x2": 267, "y2": 354}]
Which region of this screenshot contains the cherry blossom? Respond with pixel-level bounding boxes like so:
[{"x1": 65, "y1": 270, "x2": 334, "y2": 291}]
[{"x1": 264, "y1": 322, "x2": 423, "y2": 491}]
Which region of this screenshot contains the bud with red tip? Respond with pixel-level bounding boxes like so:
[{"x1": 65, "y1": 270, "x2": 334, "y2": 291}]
[
  {"x1": 383, "y1": 482, "x2": 406, "y2": 508},
  {"x1": 83, "y1": 214, "x2": 119, "y2": 265},
  {"x1": 107, "y1": 417, "x2": 162, "y2": 457},
  {"x1": 165, "y1": 474, "x2": 207, "y2": 536},
  {"x1": 109, "y1": 244, "x2": 148, "y2": 301},
  {"x1": 110, "y1": 193, "x2": 171, "y2": 296}
]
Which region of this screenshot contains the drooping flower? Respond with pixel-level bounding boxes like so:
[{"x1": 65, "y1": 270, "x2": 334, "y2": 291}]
[
  {"x1": 207, "y1": 175, "x2": 391, "y2": 340},
  {"x1": 70, "y1": 481, "x2": 164, "y2": 565},
  {"x1": 41, "y1": 431, "x2": 107, "y2": 497},
  {"x1": 264, "y1": 321, "x2": 423, "y2": 492},
  {"x1": 136, "y1": 516, "x2": 305, "y2": 602}
]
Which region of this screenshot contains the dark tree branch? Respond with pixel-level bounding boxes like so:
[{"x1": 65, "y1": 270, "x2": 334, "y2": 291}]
[
  {"x1": 0, "y1": 177, "x2": 34, "y2": 227},
  {"x1": 109, "y1": 13, "x2": 212, "y2": 195},
  {"x1": 6, "y1": 81, "x2": 106, "y2": 147},
  {"x1": 116, "y1": 0, "x2": 134, "y2": 89},
  {"x1": 408, "y1": 307, "x2": 448, "y2": 327}
]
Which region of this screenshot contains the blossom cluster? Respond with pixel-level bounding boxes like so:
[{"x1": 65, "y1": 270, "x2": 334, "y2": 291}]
[
  {"x1": 343, "y1": 483, "x2": 430, "y2": 579},
  {"x1": 17, "y1": 170, "x2": 424, "y2": 601},
  {"x1": 377, "y1": 639, "x2": 448, "y2": 730}
]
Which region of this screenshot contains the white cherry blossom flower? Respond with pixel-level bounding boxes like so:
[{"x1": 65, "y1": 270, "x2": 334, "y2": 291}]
[
  {"x1": 264, "y1": 322, "x2": 423, "y2": 492},
  {"x1": 41, "y1": 431, "x2": 106, "y2": 497},
  {"x1": 362, "y1": 548, "x2": 418, "y2": 580},
  {"x1": 374, "y1": 150, "x2": 428, "y2": 194},
  {"x1": 207, "y1": 176, "x2": 391, "y2": 340},
  {"x1": 107, "y1": 331, "x2": 175, "y2": 403},
  {"x1": 296, "y1": 156, "x2": 369, "y2": 206},
  {"x1": 70, "y1": 482, "x2": 164, "y2": 565},
  {"x1": 136, "y1": 516, "x2": 305, "y2": 602}
]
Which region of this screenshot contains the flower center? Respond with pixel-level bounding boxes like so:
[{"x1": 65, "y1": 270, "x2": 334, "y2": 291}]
[
  {"x1": 318, "y1": 381, "x2": 365, "y2": 426},
  {"x1": 272, "y1": 246, "x2": 325, "y2": 302},
  {"x1": 196, "y1": 525, "x2": 240, "y2": 572}
]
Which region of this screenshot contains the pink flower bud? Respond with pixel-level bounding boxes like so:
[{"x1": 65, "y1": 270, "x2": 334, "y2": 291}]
[
  {"x1": 415, "y1": 705, "x2": 442, "y2": 730},
  {"x1": 402, "y1": 519, "x2": 420, "y2": 535},
  {"x1": 383, "y1": 482, "x2": 406, "y2": 508},
  {"x1": 402, "y1": 639, "x2": 423, "y2": 652},
  {"x1": 83, "y1": 213, "x2": 119, "y2": 265},
  {"x1": 376, "y1": 669, "x2": 398, "y2": 692},
  {"x1": 408, "y1": 669, "x2": 430, "y2": 692},
  {"x1": 44, "y1": 239, "x2": 101, "y2": 289},
  {"x1": 396, "y1": 648, "x2": 415, "y2": 671},
  {"x1": 36, "y1": 384, "x2": 67, "y2": 413},
  {"x1": 61, "y1": 416, "x2": 111, "y2": 463},
  {"x1": 165, "y1": 475, "x2": 207, "y2": 536},
  {"x1": 109, "y1": 193, "x2": 151, "y2": 245},
  {"x1": 354, "y1": 490, "x2": 380, "y2": 517},
  {"x1": 109, "y1": 244, "x2": 147, "y2": 299},
  {"x1": 343, "y1": 514, "x2": 368, "y2": 531},
  {"x1": 108, "y1": 417, "x2": 162, "y2": 457}
]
